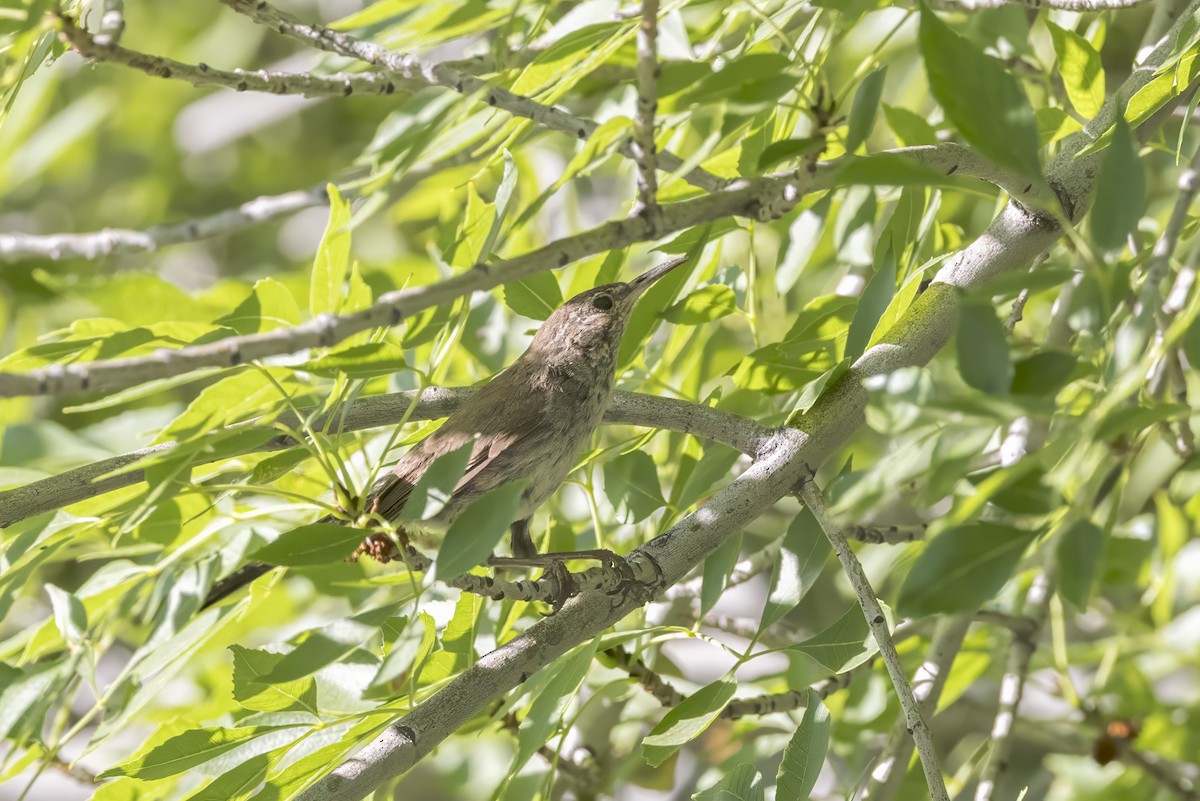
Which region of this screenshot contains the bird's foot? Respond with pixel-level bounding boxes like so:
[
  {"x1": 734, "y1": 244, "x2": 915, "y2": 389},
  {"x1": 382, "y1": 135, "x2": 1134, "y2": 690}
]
[{"x1": 488, "y1": 548, "x2": 639, "y2": 611}]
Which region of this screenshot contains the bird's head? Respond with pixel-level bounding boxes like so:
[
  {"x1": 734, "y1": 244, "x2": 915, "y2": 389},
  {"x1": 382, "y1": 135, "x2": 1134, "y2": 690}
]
[{"x1": 527, "y1": 257, "x2": 689, "y2": 359}]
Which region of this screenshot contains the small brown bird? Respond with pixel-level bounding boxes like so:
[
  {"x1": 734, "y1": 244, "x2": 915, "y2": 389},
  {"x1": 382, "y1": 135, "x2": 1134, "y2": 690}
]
[{"x1": 204, "y1": 256, "x2": 687, "y2": 606}]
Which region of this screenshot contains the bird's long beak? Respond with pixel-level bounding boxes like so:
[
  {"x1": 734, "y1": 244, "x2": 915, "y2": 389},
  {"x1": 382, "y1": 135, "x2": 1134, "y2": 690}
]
[{"x1": 625, "y1": 256, "x2": 689, "y2": 303}]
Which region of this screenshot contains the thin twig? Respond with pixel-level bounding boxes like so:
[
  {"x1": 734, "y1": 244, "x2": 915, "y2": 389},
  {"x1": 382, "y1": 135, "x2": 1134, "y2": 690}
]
[
  {"x1": 1142, "y1": 140, "x2": 1200, "y2": 317},
  {"x1": 60, "y1": 16, "x2": 421, "y2": 97},
  {"x1": 215, "y1": 0, "x2": 729, "y2": 194},
  {"x1": 1, "y1": 186, "x2": 325, "y2": 262},
  {"x1": 795, "y1": 478, "x2": 949, "y2": 801},
  {"x1": 631, "y1": 0, "x2": 662, "y2": 231},
  {"x1": 863, "y1": 616, "x2": 971, "y2": 801},
  {"x1": 973, "y1": 569, "x2": 1054, "y2": 801}
]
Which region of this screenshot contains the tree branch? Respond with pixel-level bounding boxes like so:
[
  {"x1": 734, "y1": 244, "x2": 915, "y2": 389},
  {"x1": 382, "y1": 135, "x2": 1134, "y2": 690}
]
[
  {"x1": 60, "y1": 15, "x2": 424, "y2": 97},
  {"x1": 973, "y1": 570, "x2": 1053, "y2": 801},
  {"x1": 0, "y1": 388, "x2": 771, "y2": 528},
  {"x1": 796, "y1": 479, "x2": 949, "y2": 801},
  {"x1": 0, "y1": 185, "x2": 325, "y2": 262},
  {"x1": 863, "y1": 615, "x2": 972, "y2": 801},
  {"x1": 214, "y1": 0, "x2": 730, "y2": 194},
  {"x1": 0, "y1": 176, "x2": 807, "y2": 398},
  {"x1": 631, "y1": 0, "x2": 661, "y2": 230}
]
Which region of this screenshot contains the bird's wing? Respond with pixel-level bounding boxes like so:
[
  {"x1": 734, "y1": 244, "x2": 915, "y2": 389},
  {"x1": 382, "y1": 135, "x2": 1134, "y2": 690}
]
[{"x1": 365, "y1": 402, "x2": 544, "y2": 522}]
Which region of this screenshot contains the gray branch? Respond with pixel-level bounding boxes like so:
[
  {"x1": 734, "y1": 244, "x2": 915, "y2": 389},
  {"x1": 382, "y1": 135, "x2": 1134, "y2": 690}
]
[
  {"x1": 0, "y1": 186, "x2": 325, "y2": 262},
  {"x1": 863, "y1": 615, "x2": 972, "y2": 801},
  {"x1": 797, "y1": 479, "x2": 949, "y2": 801},
  {"x1": 973, "y1": 570, "x2": 1053, "y2": 801},
  {"x1": 631, "y1": 0, "x2": 662, "y2": 229},
  {"x1": 60, "y1": 16, "x2": 425, "y2": 97},
  {"x1": 0, "y1": 389, "x2": 771, "y2": 528}
]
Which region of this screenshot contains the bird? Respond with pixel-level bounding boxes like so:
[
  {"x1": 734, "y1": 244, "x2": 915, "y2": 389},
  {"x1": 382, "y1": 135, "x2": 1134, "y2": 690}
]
[{"x1": 203, "y1": 256, "x2": 688, "y2": 607}]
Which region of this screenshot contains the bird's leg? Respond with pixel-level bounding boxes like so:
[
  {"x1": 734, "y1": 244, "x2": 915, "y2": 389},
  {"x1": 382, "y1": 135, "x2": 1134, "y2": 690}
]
[
  {"x1": 491, "y1": 520, "x2": 637, "y2": 610},
  {"x1": 509, "y1": 518, "x2": 538, "y2": 558}
]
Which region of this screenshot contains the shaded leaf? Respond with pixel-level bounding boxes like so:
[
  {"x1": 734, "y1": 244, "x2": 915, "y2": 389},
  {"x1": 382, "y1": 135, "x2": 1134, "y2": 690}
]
[
  {"x1": 898, "y1": 523, "x2": 1038, "y2": 616},
  {"x1": 437, "y1": 480, "x2": 529, "y2": 577},
  {"x1": 776, "y1": 689, "x2": 831, "y2": 800},
  {"x1": 642, "y1": 674, "x2": 737, "y2": 767},
  {"x1": 1089, "y1": 115, "x2": 1145, "y2": 252},
  {"x1": 252, "y1": 523, "x2": 364, "y2": 567},
  {"x1": 919, "y1": 7, "x2": 1041, "y2": 179}
]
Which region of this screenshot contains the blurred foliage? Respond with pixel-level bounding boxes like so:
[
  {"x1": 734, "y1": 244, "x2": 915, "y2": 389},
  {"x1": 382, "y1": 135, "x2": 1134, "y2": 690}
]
[{"x1": 1, "y1": 0, "x2": 1200, "y2": 800}]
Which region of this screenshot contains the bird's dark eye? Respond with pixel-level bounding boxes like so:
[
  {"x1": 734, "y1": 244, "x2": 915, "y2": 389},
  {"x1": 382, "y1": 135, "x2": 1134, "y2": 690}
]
[{"x1": 592, "y1": 295, "x2": 614, "y2": 311}]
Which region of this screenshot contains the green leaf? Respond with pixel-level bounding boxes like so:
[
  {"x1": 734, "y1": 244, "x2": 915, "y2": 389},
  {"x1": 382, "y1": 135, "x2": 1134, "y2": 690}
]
[
  {"x1": 229, "y1": 645, "x2": 320, "y2": 715},
  {"x1": 897, "y1": 523, "x2": 1038, "y2": 616},
  {"x1": 252, "y1": 523, "x2": 364, "y2": 567},
  {"x1": 301, "y1": 342, "x2": 408, "y2": 378},
  {"x1": 829, "y1": 154, "x2": 962, "y2": 187},
  {"x1": 215, "y1": 278, "x2": 301, "y2": 335},
  {"x1": 1046, "y1": 21, "x2": 1104, "y2": 119},
  {"x1": 956, "y1": 299, "x2": 1012, "y2": 394},
  {"x1": 1095, "y1": 403, "x2": 1190, "y2": 441},
  {"x1": 846, "y1": 67, "x2": 887, "y2": 152},
  {"x1": 692, "y1": 763, "x2": 765, "y2": 801},
  {"x1": 884, "y1": 104, "x2": 938, "y2": 146},
  {"x1": 919, "y1": 7, "x2": 1041, "y2": 179},
  {"x1": 761, "y1": 507, "x2": 829, "y2": 628},
  {"x1": 515, "y1": 640, "x2": 597, "y2": 769},
  {"x1": 184, "y1": 753, "x2": 271, "y2": 801},
  {"x1": 1057, "y1": 519, "x2": 1104, "y2": 607},
  {"x1": 701, "y1": 532, "x2": 743, "y2": 616},
  {"x1": 846, "y1": 248, "x2": 897, "y2": 360},
  {"x1": 663, "y1": 285, "x2": 737, "y2": 325},
  {"x1": 478, "y1": 149, "x2": 518, "y2": 262},
  {"x1": 310, "y1": 184, "x2": 352, "y2": 316},
  {"x1": 261, "y1": 617, "x2": 378, "y2": 683},
  {"x1": 776, "y1": 689, "x2": 831, "y2": 800},
  {"x1": 437, "y1": 480, "x2": 529, "y2": 577},
  {"x1": 97, "y1": 725, "x2": 292, "y2": 780},
  {"x1": 790, "y1": 604, "x2": 871, "y2": 672},
  {"x1": 1089, "y1": 115, "x2": 1145, "y2": 252},
  {"x1": 0, "y1": 660, "x2": 69, "y2": 742},
  {"x1": 163, "y1": 368, "x2": 296, "y2": 442},
  {"x1": 45, "y1": 584, "x2": 87, "y2": 648},
  {"x1": 757, "y1": 137, "x2": 825, "y2": 172},
  {"x1": 603, "y1": 451, "x2": 666, "y2": 523},
  {"x1": 676, "y1": 53, "x2": 797, "y2": 110},
  {"x1": 366, "y1": 612, "x2": 437, "y2": 698},
  {"x1": 642, "y1": 674, "x2": 737, "y2": 767},
  {"x1": 502, "y1": 271, "x2": 564, "y2": 320},
  {"x1": 399, "y1": 438, "x2": 476, "y2": 522},
  {"x1": 1011, "y1": 351, "x2": 1076, "y2": 397}
]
